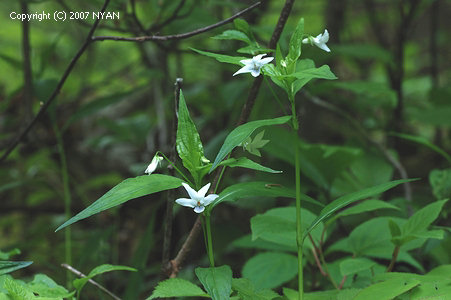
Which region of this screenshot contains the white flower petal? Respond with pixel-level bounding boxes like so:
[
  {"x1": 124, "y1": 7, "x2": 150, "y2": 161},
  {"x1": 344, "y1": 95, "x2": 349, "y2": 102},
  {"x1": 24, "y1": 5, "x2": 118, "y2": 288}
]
[
  {"x1": 253, "y1": 54, "x2": 266, "y2": 61},
  {"x1": 233, "y1": 65, "x2": 253, "y2": 76},
  {"x1": 302, "y1": 38, "x2": 309, "y2": 44},
  {"x1": 259, "y1": 57, "x2": 274, "y2": 65},
  {"x1": 250, "y1": 69, "x2": 261, "y2": 77},
  {"x1": 319, "y1": 29, "x2": 329, "y2": 43},
  {"x1": 203, "y1": 194, "x2": 219, "y2": 206},
  {"x1": 239, "y1": 58, "x2": 253, "y2": 64},
  {"x1": 317, "y1": 43, "x2": 331, "y2": 52},
  {"x1": 176, "y1": 198, "x2": 197, "y2": 208},
  {"x1": 198, "y1": 183, "x2": 211, "y2": 198},
  {"x1": 182, "y1": 183, "x2": 199, "y2": 200},
  {"x1": 194, "y1": 206, "x2": 205, "y2": 213}
]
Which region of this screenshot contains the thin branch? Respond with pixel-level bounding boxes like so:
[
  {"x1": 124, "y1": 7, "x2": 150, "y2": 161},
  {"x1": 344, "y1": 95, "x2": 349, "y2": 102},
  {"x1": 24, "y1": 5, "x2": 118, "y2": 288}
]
[
  {"x1": 0, "y1": 0, "x2": 111, "y2": 163},
  {"x1": 386, "y1": 246, "x2": 400, "y2": 272},
  {"x1": 130, "y1": 0, "x2": 148, "y2": 34},
  {"x1": 161, "y1": 78, "x2": 183, "y2": 278},
  {"x1": 149, "y1": 0, "x2": 187, "y2": 32},
  {"x1": 308, "y1": 234, "x2": 327, "y2": 276},
  {"x1": 61, "y1": 264, "x2": 121, "y2": 300},
  {"x1": 92, "y1": 2, "x2": 261, "y2": 42},
  {"x1": 20, "y1": 0, "x2": 33, "y2": 124}
]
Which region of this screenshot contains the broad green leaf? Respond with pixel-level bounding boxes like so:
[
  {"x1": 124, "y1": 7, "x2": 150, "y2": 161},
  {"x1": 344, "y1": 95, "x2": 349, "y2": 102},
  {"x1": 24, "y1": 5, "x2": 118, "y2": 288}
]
[
  {"x1": 191, "y1": 48, "x2": 246, "y2": 65},
  {"x1": 287, "y1": 18, "x2": 304, "y2": 63},
  {"x1": 339, "y1": 258, "x2": 376, "y2": 276},
  {"x1": 0, "y1": 249, "x2": 20, "y2": 260},
  {"x1": 195, "y1": 265, "x2": 232, "y2": 300},
  {"x1": 219, "y1": 157, "x2": 281, "y2": 174},
  {"x1": 176, "y1": 90, "x2": 207, "y2": 186},
  {"x1": 332, "y1": 199, "x2": 399, "y2": 222},
  {"x1": 74, "y1": 264, "x2": 136, "y2": 294},
  {"x1": 251, "y1": 207, "x2": 323, "y2": 251},
  {"x1": 234, "y1": 19, "x2": 251, "y2": 38},
  {"x1": 304, "y1": 179, "x2": 417, "y2": 240},
  {"x1": 353, "y1": 278, "x2": 420, "y2": 300},
  {"x1": 289, "y1": 65, "x2": 337, "y2": 81},
  {"x1": 391, "y1": 132, "x2": 451, "y2": 164},
  {"x1": 429, "y1": 168, "x2": 451, "y2": 200},
  {"x1": 210, "y1": 116, "x2": 291, "y2": 172},
  {"x1": 400, "y1": 199, "x2": 448, "y2": 244},
  {"x1": 56, "y1": 174, "x2": 183, "y2": 231},
  {"x1": 28, "y1": 274, "x2": 73, "y2": 298},
  {"x1": 147, "y1": 278, "x2": 209, "y2": 299},
  {"x1": 428, "y1": 264, "x2": 451, "y2": 277},
  {"x1": 231, "y1": 278, "x2": 278, "y2": 300},
  {"x1": 212, "y1": 30, "x2": 251, "y2": 44},
  {"x1": 242, "y1": 252, "x2": 297, "y2": 290},
  {"x1": 389, "y1": 219, "x2": 402, "y2": 246},
  {"x1": 0, "y1": 261, "x2": 33, "y2": 276},
  {"x1": 211, "y1": 181, "x2": 322, "y2": 209}
]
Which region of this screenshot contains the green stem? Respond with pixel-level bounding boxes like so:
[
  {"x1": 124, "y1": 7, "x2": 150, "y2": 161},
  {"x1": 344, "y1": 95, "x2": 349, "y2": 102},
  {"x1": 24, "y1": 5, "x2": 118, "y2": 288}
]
[
  {"x1": 204, "y1": 214, "x2": 215, "y2": 267},
  {"x1": 156, "y1": 151, "x2": 193, "y2": 185},
  {"x1": 291, "y1": 98, "x2": 303, "y2": 300},
  {"x1": 53, "y1": 124, "x2": 72, "y2": 288}
]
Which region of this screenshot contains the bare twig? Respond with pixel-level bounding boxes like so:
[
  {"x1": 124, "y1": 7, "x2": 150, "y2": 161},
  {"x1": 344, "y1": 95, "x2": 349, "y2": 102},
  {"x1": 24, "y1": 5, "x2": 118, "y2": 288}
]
[
  {"x1": 161, "y1": 78, "x2": 183, "y2": 278},
  {"x1": 0, "y1": 0, "x2": 111, "y2": 163},
  {"x1": 92, "y1": 2, "x2": 260, "y2": 42},
  {"x1": 61, "y1": 263, "x2": 121, "y2": 300},
  {"x1": 20, "y1": 1, "x2": 33, "y2": 124},
  {"x1": 386, "y1": 246, "x2": 400, "y2": 272},
  {"x1": 308, "y1": 234, "x2": 327, "y2": 276}
]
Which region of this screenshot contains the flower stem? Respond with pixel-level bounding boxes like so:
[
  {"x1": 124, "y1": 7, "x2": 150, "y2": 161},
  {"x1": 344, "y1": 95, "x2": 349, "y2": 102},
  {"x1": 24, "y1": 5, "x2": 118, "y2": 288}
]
[
  {"x1": 156, "y1": 151, "x2": 193, "y2": 185},
  {"x1": 291, "y1": 98, "x2": 303, "y2": 300},
  {"x1": 205, "y1": 214, "x2": 215, "y2": 267}
]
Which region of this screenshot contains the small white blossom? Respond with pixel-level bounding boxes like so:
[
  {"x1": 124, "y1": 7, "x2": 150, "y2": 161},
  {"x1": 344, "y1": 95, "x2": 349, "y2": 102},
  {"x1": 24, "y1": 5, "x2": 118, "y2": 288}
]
[
  {"x1": 233, "y1": 54, "x2": 274, "y2": 77},
  {"x1": 175, "y1": 182, "x2": 219, "y2": 213},
  {"x1": 145, "y1": 154, "x2": 163, "y2": 174},
  {"x1": 302, "y1": 29, "x2": 331, "y2": 52}
]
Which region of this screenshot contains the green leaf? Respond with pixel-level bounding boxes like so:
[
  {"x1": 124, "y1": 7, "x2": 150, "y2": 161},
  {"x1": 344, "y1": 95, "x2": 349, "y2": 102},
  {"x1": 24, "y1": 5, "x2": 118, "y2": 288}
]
[
  {"x1": 287, "y1": 18, "x2": 304, "y2": 63},
  {"x1": 195, "y1": 265, "x2": 232, "y2": 300},
  {"x1": 191, "y1": 48, "x2": 246, "y2": 65},
  {"x1": 251, "y1": 207, "x2": 323, "y2": 251},
  {"x1": 353, "y1": 277, "x2": 420, "y2": 300},
  {"x1": 56, "y1": 174, "x2": 183, "y2": 231},
  {"x1": 211, "y1": 181, "x2": 322, "y2": 209},
  {"x1": 234, "y1": 19, "x2": 251, "y2": 37},
  {"x1": 212, "y1": 30, "x2": 251, "y2": 44},
  {"x1": 0, "y1": 261, "x2": 33, "y2": 276},
  {"x1": 333, "y1": 199, "x2": 400, "y2": 221},
  {"x1": 283, "y1": 288, "x2": 339, "y2": 300},
  {"x1": 391, "y1": 132, "x2": 451, "y2": 164},
  {"x1": 220, "y1": 157, "x2": 281, "y2": 173},
  {"x1": 289, "y1": 65, "x2": 338, "y2": 81},
  {"x1": 304, "y1": 179, "x2": 417, "y2": 240},
  {"x1": 147, "y1": 278, "x2": 209, "y2": 299},
  {"x1": 210, "y1": 116, "x2": 291, "y2": 172},
  {"x1": 231, "y1": 278, "x2": 279, "y2": 300},
  {"x1": 242, "y1": 130, "x2": 270, "y2": 157},
  {"x1": 28, "y1": 274, "x2": 73, "y2": 298},
  {"x1": 400, "y1": 199, "x2": 448, "y2": 244},
  {"x1": 429, "y1": 168, "x2": 451, "y2": 200},
  {"x1": 74, "y1": 264, "x2": 136, "y2": 294},
  {"x1": 388, "y1": 219, "x2": 402, "y2": 246},
  {"x1": 2, "y1": 276, "x2": 35, "y2": 300},
  {"x1": 339, "y1": 258, "x2": 376, "y2": 276},
  {"x1": 242, "y1": 252, "x2": 297, "y2": 290},
  {"x1": 176, "y1": 90, "x2": 207, "y2": 186}
]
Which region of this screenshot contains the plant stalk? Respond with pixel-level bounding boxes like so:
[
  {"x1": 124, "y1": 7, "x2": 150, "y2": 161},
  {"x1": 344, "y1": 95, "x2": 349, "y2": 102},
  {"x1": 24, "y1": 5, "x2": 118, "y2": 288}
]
[
  {"x1": 291, "y1": 98, "x2": 303, "y2": 300},
  {"x1": 205, "y1": 214, "x2": 215, "y2": 267}
]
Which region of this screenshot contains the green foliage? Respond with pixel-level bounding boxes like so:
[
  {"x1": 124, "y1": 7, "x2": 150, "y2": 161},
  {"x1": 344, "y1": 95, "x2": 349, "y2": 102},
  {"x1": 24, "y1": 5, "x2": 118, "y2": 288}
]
[
  {"x1": 242, "y1": 252, "x2": 298, "y2": 290},
  {"x1": 176, "y1": 90, "x2": 209, "y2": 186},
  {"x1": 210, "y1": 116, "x2": 291, "y2": 171},
  {"x1": 231, "y1": 278, "x2": 278, "y2": 300},
  {"x1": 353, "y1": 277, "x2": 420, "y2": 300},
  {"x1": 241, "y1": 130, "x2": 269, "y2": 157},
  {"x1": 56, "y1": 174, "x2": 183, "y2": 231},
  {"x1": 429, "y1": 168, "x2": 451, "y2": 200},
  {"x1": 219, "y1": 157, "x2": 281, "y2": 174},
  {"x1": 195, "y1": 265, "x2": 233, "y2": 300},
  {"x1": 147, "y1": 278, "x2": 209, "y2": 299}
]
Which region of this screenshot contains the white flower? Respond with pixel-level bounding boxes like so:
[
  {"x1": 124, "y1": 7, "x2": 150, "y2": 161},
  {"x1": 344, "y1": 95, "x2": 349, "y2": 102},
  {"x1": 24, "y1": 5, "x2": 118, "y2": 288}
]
[
  {"x1": 175, "y1": 182, "x2": 219, "y2": 213},
  {"x1": 302, "y1": 29, "x2": 331, "y2": 52},
  {"x1": 145, "y1": 154, "x2": 163, "y2": 174},
  {"x1": 233, "y1": 54, "x2": 274, "y2": 77}
]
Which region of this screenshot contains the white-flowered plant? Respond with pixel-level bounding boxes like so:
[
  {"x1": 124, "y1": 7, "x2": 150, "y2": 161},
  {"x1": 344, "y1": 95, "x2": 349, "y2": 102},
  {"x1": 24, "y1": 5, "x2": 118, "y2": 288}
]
[
  {"x1": 302, "y1": 29, "x2": 331, "y2": 52},
  {"x1": 175, "y1": 182, "x2": 219, "y2": 213},
  {"x1": 145, "y1": 154, "x2": 163, "y2": 174},
  {"x1": 233, "y1": 54, "x2": 274, "y2": 77}
]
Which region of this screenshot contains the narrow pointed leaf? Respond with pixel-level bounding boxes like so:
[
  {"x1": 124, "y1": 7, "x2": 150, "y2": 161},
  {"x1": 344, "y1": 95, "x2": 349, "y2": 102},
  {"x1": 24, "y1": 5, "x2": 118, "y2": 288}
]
[
  {"x1": 191, "y1": 48, "x2": 246, "y2": 65},
  {"x1": 56, "y1": 175, "x2": 183, "y2": 231},
  {"x1": 287, "y1": 18, "x2": 304, "y2": 62},
  {"x1": 304, "y1": 179, "x2": 418, "y2": 240},
  {"x1": 0, "y1": 261, "x2": 33, "y2": 275},
  {"x1": 210, "y1": 116, "x2": 291, "y2": 172},
  {"x1": 74, "y1": 264, "x2": 136, "y2": 294},
  {"x1": 219, "y1": 157, "x2": 281, "y2": 173}
]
